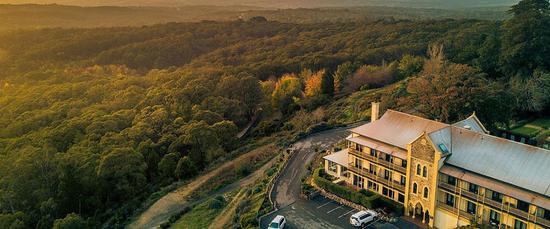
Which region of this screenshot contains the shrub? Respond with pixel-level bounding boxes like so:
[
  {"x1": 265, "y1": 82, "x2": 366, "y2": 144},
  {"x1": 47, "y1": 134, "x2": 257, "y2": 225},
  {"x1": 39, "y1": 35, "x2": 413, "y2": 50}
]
[
  {"x1": 313, "y1": 168, "x2": 377, "y2": 209},
  {"x1": 373, "y1": 196, "x2": 404, "y2": 216}
]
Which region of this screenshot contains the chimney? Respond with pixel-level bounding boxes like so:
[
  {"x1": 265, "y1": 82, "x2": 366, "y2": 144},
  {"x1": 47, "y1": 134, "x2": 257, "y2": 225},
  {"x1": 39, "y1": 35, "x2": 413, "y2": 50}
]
[{"x1": 371, "y1": 102, "x2": 380, "y2": 122}]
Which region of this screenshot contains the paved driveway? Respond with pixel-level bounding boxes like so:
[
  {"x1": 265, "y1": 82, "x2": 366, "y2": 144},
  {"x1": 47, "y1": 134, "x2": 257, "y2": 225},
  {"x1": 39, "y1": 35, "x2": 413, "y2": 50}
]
[
  {"x1": 271, "y1": 125, "x2": 360, "y2": 208},
  {"x1": 260, "y1": 195, "x2": 400, "y2": 229},
  {"x1": 262, "y1": 123, "x2": 422, "y2": 229}
]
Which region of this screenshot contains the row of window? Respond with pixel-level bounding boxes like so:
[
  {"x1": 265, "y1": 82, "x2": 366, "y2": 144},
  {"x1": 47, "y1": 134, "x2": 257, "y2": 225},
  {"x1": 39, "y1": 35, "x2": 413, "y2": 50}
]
[
  {"x1": 416, "y1": 164, "x2": 428, "y2": 178},
  {"x1": 353, "y1": 174, "x2": 405, "y2": 203},
  {"x1": 442, "y1": 174, "x2": 550, "y2": 227},
  {"x1": 444, "y1": 192, "x2": 527, "y2": 229},
  {"x1": 412, "y1": 183, "x2": 429, "y2": 199},
  {"x1": 351, "y1": 142, "x2": 407, "y2": 168},
  {"x1": 354, "y1": 158, "x2": 406, "y2": 185},
  {"x1": 444, "y1": 174, "x2": 533, "y2": 213}
]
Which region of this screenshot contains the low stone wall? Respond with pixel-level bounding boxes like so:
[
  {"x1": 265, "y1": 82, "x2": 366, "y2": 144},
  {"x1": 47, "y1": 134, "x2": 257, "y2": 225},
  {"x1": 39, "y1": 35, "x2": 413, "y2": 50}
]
[{"x1": 312, "y1": 181, "x2": 367, "y2": 211}]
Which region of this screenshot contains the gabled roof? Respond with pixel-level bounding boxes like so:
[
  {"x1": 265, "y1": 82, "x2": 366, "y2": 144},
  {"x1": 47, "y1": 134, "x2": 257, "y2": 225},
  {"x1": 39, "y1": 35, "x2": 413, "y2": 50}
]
[
  {"x1": 452, "y1": 112, "x2": 489, "y2": 134},
  {"x1": 351, "y1": 110, "x2": 448, "y2": 150},
  {"x1": 429, "y1": 126, "x2": 550, "y2": 197}
]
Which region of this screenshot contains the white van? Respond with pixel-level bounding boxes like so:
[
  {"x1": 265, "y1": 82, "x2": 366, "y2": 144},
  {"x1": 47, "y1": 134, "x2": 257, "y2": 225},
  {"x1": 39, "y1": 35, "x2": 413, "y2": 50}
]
[
  {"x1": 268, "y1": 215, "x2": 286, "y2": 229},
  {"x1": 350, "y1": 210, "x2": 378, "y2": 227}
]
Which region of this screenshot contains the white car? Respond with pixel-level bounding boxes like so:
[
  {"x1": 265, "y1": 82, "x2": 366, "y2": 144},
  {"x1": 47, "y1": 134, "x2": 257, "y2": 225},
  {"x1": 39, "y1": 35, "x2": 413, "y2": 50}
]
[
  {"x1": 268, "y1": 215, "x2": 286, "y2": 229},
  {"x1": 350, "y1": 210, "x2": 378, "y2": 227}
]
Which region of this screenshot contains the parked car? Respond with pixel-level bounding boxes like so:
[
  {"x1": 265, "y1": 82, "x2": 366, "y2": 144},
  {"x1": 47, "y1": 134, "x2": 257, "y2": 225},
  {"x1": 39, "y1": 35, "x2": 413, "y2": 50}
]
[
  {"x1": 268, "y1": 215, "x2": 286, "y2": 229},
  {"x1": 350, "y1": 210, "x2": 378, "y2": 227}
]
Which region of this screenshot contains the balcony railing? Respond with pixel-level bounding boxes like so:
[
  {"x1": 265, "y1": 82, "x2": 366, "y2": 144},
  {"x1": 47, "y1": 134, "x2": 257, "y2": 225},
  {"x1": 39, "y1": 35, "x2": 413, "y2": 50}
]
[
  {"x1": 349, "y1": 148, "x2": 407, "y2": 174},
  {"x1": 534, "y1": 216, "x2": 550, "y2": 228},
  {"x1": 436, "y1": 200, "x2": 475, "y2": 221},
  {"x1": 438, "y1": 182, "x2": 550, "y2": 228},
  {"x1": 348, "y1": 164, "x2": 406, "y2": 192}
]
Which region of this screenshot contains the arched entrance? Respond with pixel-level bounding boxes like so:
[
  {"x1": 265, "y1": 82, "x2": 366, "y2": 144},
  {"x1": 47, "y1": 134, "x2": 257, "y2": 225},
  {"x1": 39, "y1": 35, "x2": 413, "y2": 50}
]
[
  {"x1": 414, "y1": 203, "x2": 424, "y2": 221},
  {"x1": 424, "y1": 210, "x2": 430, "y2": 224}
]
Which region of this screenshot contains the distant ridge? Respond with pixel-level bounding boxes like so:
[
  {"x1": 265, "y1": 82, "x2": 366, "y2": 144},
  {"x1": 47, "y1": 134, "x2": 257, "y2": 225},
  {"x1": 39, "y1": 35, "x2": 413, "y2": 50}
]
[{"x1": 0, "y1": 0, "x2": 519, "y2": 9}]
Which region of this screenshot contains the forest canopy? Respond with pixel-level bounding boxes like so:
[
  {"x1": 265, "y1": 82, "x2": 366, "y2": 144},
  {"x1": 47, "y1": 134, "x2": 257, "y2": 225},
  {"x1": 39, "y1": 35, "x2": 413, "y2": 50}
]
[{"x1": 0, "y1": 0, "x2": 549, "y2": 228}]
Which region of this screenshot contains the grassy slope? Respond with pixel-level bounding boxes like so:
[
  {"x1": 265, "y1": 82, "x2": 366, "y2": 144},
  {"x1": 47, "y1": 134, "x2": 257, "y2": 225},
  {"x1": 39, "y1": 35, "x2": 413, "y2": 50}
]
[
  {"x1": 128, "y1": 143, "x2": 279, "y2": 228},
  {"x1": 171, "y1": 197, "x2": 228, "y2": 229}
]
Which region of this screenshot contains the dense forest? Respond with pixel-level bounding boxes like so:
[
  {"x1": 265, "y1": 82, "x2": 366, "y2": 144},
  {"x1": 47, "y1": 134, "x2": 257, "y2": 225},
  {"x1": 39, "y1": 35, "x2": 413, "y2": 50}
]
[
  {"x1": 0, "y1": 4, "x2": 511, "y2": 31},
  {"x1": 0, "y1": 0, "x2": 549, "y2": 228}
]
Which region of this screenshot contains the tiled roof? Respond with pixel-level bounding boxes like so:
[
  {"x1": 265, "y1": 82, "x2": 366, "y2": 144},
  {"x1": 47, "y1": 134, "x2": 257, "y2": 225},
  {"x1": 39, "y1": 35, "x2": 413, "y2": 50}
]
[
  {"x1": 346, "y1": 135, "x2": 408, "y2": 160},
  {"x1": 350, "y1": 110, "x2": 448, "y2": 150},
  {"x1": 430, "y1": 126, "x2": 550, "y2": 197},
  {"x1": 351, "y1": 109, "x2": 550, "y2": 198}
]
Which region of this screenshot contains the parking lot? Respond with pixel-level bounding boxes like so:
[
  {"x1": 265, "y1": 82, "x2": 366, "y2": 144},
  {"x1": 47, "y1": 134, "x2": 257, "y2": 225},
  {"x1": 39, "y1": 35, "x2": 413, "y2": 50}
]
[{"x1": 260, "y1": 195, "x2": 407, "y2": 229}]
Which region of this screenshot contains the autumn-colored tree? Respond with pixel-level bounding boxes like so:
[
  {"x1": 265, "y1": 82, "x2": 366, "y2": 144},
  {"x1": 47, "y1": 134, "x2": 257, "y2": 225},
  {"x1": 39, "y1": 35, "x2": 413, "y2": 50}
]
[
  {"x1": 271, "y1": 74, "x2": 303, "y2": 115},
  {"x1": 304, "y1": 70, "x2": 324, "y2": 97}
]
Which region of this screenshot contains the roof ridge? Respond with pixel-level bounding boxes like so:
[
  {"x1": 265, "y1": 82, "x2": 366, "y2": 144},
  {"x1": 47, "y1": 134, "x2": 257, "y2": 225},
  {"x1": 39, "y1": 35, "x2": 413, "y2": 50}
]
[{"x1": 386, "y1": 109, "x2": 448, "y2": 126}]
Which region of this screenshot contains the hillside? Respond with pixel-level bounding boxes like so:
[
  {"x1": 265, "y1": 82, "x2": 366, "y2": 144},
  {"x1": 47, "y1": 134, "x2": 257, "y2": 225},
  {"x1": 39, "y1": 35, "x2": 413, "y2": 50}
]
[{"x1": 0, "y1": 1, "x2": 548, "y2": 228}]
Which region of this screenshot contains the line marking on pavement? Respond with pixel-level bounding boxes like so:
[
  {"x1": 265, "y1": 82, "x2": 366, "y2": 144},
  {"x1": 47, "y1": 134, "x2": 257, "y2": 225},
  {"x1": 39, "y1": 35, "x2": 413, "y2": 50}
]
[
  {"x1": 338, "y1": 209, "x2": 356, "y2": 218},
  {"x1": 327, "y1": 205, "x2": 343, "y2": 214},
  {"x1": 317, "y1": 200, "x2": 333, "y2": 209},
  {"x1": 361, "y1": 218, "x2": 381, "y2": 229}
]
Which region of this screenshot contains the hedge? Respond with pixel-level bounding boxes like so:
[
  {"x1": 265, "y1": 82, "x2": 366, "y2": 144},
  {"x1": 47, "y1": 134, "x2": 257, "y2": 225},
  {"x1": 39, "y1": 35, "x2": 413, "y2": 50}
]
[
  {"x1": 313, "y1": 168, "x2": 377, "y2": 209},
  {"x1": 314, "y1": 168, "x2": 404, "y2": 216},
  {"x1": 372, "y1": 195, "x2": 404, "y2": 216}
]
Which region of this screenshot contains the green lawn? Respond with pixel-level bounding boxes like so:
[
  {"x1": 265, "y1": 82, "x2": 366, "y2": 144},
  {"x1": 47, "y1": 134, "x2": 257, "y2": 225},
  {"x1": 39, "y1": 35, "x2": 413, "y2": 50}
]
[
  {"x1": 528, "y1": 118, "x2": 550, "y2": 129},
  {"x1": 510, "y1": 126, "x2": 540, "y2": 137},
  {"x1": 508, "y1": 118, "x2": 549, "y2": 138},
  {"x1": 171, "y1": 197, "x2": 226, "y2": 229}
]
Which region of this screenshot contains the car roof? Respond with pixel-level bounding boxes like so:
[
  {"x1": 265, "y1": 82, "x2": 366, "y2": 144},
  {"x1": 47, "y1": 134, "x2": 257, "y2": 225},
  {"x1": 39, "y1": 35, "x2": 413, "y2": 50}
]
[
  {"x1": 273, "y1": 215, "x2": 284, "y2": 222},
  {"x1": 351, "y1": 211, "x2": 368, "y2": 218}
]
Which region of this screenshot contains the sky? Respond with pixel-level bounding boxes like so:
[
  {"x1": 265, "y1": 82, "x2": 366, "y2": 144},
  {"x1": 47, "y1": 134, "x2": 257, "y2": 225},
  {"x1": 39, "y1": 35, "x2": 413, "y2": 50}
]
[{"x1": 0, "y1": 0, "x2": 519, "y2": 9}]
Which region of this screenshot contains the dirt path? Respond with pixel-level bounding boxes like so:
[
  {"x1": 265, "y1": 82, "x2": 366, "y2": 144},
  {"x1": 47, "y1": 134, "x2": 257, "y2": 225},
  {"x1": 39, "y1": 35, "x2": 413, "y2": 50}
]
[
  {"x1": 128, "y1": 145, "x2": 277, "y2": 229},
  {"x1": 208, "y1": 189, "x2": 247, "y2": 229}
]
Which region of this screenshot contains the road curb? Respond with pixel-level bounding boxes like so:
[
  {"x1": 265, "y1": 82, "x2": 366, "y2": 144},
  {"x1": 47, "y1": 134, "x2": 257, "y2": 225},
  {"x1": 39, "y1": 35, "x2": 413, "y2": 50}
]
[{"x1": 258, "y1": 149, "x2": 295, "y2": 226}]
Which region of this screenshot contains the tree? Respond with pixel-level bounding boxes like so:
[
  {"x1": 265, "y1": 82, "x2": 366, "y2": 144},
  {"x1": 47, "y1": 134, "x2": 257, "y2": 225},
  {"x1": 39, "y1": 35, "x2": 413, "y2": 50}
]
[
  {"x1": 398, "y1": 55, "x2": 424, "y2": 79},
  {"x1": 501, "y1": 0, "x2": 550, "y2": 76},
  {"x1": 52, "y1": 213, "x2": 87, "y2": 229},
  {"x1": 97, "y1": 148, "x2": 147, "y2": 201},
  {"x1": 211, "y1": 120, "x2": 238, "y2": 150},
  {"x1": 304, "y1": 70, "x2": 323, "y2": 97},
  {"x1": 215, "y1": 74, "x2": 262, "y2": 118},
  {"x1": 401, "y1": 57, "x2": 514, "y2": 126},
  {"x1": 175, "y1": 156, "x2": 197, "y2": 180},
  {"x1": 158, "y1": 152, "x2": 180, "y2": 180},
  {"x1": 510, "y1": 70, "x2": 550, "y2": 112},
  {"x1": 333, "y1": 62, "x2": 357, "y2": 94},
  {"x1": 320, "y1": 70, "x2": 334, "y2": 96},
  {"x1": 180, "y1": 121, "x2": 220, "y2": 166},
  {"x1": 271, "y1": 74, "x2": 303, "y2": 115}
]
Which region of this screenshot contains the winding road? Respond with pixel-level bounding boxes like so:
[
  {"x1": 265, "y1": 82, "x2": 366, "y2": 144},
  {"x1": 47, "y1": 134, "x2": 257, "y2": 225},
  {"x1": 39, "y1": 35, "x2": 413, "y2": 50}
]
[{"x1": 271, "y1": 124, "x2": 359, "y2": 209}]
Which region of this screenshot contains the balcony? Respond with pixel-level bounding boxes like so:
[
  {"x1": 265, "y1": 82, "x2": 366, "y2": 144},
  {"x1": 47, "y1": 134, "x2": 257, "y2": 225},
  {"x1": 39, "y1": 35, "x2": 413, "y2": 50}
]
[
  {"x1": 438, "y1": 181, "x2": 458, "y2": 193},
  {"x1": 534, "y1": 216, "x2": 550, "y2": 228},
  {"x1": 349, "y1": 148, "x2": 407, "y2": 174},
  {"x1": 348, "y1": 164, "x2": 406, "y2": 192},
  {"x1": 436, "y1": 201, "x2": 475, "y2": 221},
  {"x1": 437, "y1": 182, "x2": 550, "y2": 228},
  {"x1": 505, "y1": 204, "x2": 529, "y2": 219}
]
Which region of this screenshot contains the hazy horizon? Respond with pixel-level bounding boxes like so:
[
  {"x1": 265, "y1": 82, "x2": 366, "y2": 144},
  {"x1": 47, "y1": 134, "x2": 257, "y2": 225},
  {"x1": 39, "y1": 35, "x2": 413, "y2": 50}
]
[{"x1": 0, "y1": 0, "x2": 519, "y2": 9}]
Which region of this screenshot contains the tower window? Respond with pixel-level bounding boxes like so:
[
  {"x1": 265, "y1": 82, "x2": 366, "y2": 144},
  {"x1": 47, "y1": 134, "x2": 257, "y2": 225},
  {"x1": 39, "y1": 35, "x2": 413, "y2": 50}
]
[{"x1": 423, "y1": 187, "x2": 429, "y2": 199}]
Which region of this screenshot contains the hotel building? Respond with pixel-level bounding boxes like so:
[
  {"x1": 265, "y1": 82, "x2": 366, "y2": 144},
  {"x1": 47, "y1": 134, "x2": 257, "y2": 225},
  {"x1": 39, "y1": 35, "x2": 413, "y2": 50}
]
[{"x1": 323, "y1": 103, "x2": 550, "y2": 229}]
